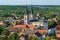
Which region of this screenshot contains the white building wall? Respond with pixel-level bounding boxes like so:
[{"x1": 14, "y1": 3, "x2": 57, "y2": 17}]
[
  {"x1": 29, "y1": 14, "x2": 33, "y2": 20},
  {"x1": 24, "y1": 15, "x2": 28, "y2": 24}
]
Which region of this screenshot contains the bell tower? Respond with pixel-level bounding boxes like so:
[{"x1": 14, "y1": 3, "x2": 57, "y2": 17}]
[
  {"x1": 24, "y1": 6, "x2": 29, "y2": 24},
  {"x1": 29, "y1": 8, "x2": 34, "y2": 20}
]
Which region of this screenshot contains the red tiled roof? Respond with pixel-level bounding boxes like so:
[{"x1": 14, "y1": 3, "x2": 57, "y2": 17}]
[
  {"x1": 56, "y1": 25, "x2": 60, "y2": 30},
  {"x1": 56, "y1": 34, "x2": 60, "y2": 38},
  {"x1": 13, "y1": 24, "x2": 26, "y2": 29},
  {"x1": 13, "y1": 24, "x2": 35, "y2": 29},
  {"x1": 37, "y1": 30, "x2": 48, "y2": 34},
  {"x1": 27, "y1": 24, "x2": 35, "y2": 28},
  {"x1": 56, "y1": 30, "x2": 60, "y2": 32}
]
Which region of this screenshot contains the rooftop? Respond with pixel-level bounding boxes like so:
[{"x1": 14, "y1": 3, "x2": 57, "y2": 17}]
[
  {"x1": 56, "y1": 34, "x2": 60, "y2": 38},
  {"x1": 56, "y1": 25, "x2": 60, "y2": 30},
  {"x1": 37, "y1": 30, "x2": 48, "y2": 34},
  {"x1": 13, "y1": 24, "x2": 26, "y2": 29},
  {"x1": 13, "y1": 24, "x2": 35, "y2": 29},
  {"x1": 27, "y1": 24, "x2": 35, "y2": 28}
]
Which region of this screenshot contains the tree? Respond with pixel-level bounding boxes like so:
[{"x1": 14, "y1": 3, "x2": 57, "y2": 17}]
[
  {"x1": 6, "y1": 22, "x2": 13, "y2": 27},
  {"x1": 45, "y1": 36, "x2": 51, "y2": 40},
  {"x1": 45, "y1": 12, "x2": 55, "y2": 18},
  {"x1": 58, "y1": 38, "x2": 60, "y2": 40},
  {"x1": 0, "y1": 37, "x2": 8, "y2": 40},
  {"x1": 48, "y1": 20, "x2": 57, "y2": 29},
  {"x1": 50, "y1": 35, "x2": 56, "y2": 39},
  {"x1": 0, "y1": 25, "x2": 3, "y2": 35},
  {"x1": 2, "y1": 29, "x2": 10, "y2": 36},
  {"x1": 9, "y1": 32, "x2": 19, "y2": 40},
  {"x1": 28, "y1": 36, "x2": 40, "y2": 40},
  {"x1": 56, "y1": 16, "x2": 60, "y2": 20}
]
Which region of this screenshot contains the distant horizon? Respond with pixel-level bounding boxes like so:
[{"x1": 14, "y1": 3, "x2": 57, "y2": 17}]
[
  {"x1": 0, "y1": 0, "x2": 60, "y2": 5},
  {"x1": 0, "y1": 5, "x2": 60, "y2": 6}
]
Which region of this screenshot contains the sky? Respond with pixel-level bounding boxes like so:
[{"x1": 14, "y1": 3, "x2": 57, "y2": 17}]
[{"x1": 0, "y1": 0, "x2": 60, "y2": 5}]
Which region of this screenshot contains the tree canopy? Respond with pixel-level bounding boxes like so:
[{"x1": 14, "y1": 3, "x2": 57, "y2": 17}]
[
  {"x1": 28, "y1": 36, "x2": 40, "y2": 40},
  {"x1": 0, "y1": 25, "x2": 3, "y2": 35},
  {"x1": 2, "y1": 29, "x2": 10, "y2": 36},
  {"x1": 48, "y1": 20, "x2": 57, "y2": 29},
  {"x1": 9, "y1": 32, "x2": 19, "y2": 40}
]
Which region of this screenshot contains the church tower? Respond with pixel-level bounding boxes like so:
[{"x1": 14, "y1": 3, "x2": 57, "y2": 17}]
[
  {"x1": 24, "y1": 6, "x2": 29, "y2": 24},
  {"x1": 29, "y1": 8, "x2": 34, "y2": 20}
]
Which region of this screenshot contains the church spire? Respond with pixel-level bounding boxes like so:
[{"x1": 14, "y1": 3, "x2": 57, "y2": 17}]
[
  {"x1": 31, "y1": 7, "x2": 33, "y2": 14},
  {"x1": 25, "y1": 5, "x2": 29, "y2": 15}
]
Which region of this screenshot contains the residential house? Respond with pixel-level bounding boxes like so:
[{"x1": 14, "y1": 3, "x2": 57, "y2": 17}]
[
  {"x1": 37, "y1": 30, "x2": 48, "y2": 35},
  {"x1": 56, "y1": 25, "x2": 60, "y2": 38},
  {"x1": 27, "y1": 24, "x2": 35, "y2": 30},
  {"x1": 13, "y1": 24, "x2": 26, "y2": 32}
]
